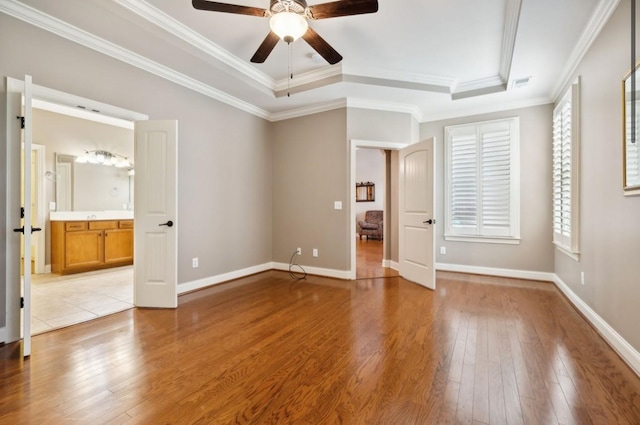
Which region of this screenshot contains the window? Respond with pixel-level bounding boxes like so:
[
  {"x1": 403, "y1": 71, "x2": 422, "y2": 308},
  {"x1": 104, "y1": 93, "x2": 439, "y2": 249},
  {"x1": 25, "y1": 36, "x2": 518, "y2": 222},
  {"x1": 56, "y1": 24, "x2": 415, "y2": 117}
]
[
  {"x1": 444, "y1": 117, "x2": 520, "y2": 243},
  {"x1": 552, "y1": 78, "x2": 580, "y2": 258}
]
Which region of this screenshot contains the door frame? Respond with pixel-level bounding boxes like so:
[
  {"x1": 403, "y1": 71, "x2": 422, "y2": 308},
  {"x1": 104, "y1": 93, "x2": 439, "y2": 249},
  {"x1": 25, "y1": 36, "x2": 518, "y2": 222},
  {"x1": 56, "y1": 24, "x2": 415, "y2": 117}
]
[
  {"x1": 4, "y1": 77, "x2": 148, "y2": 343},
  {"x1": 349, "y1": 139, "x2": 408, "y2": 280}
]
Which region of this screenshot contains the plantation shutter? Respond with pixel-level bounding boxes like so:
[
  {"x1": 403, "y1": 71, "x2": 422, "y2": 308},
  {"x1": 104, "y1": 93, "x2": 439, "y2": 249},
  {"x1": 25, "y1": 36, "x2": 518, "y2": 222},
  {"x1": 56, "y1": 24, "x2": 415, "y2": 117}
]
[
  {"x1": 552, "y1": 78, "x2": 580, "y2": 255},
  {"x1": 480, "y1": 123, "x2": 512, "y2": 236},
  {"x1": 553, "y1": 93, "x2": 572, "y2": 248},
  {"x1": 450, "y1": 128, "x2": 478, "y2": 233},
  {"x1": 446, "y1": 118, "x2": 519, "y2": 240}
]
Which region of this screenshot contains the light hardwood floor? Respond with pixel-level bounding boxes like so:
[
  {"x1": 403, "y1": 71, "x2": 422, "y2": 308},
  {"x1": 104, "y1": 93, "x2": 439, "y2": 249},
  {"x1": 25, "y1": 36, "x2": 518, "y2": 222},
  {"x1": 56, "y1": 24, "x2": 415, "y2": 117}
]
[{"x1": 1, "y1": 252, "x2": 639, "y2": 424}]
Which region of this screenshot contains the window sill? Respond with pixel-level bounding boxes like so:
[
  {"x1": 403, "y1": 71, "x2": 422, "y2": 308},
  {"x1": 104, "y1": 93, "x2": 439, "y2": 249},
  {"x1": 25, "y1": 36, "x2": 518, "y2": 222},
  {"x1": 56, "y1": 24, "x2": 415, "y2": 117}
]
[
  {"x1": 444, "y1": 235, "x2": 521, "y2": 245},
  {"x1": 554, "y1": 243, "x2": 580, "y2": 261}
]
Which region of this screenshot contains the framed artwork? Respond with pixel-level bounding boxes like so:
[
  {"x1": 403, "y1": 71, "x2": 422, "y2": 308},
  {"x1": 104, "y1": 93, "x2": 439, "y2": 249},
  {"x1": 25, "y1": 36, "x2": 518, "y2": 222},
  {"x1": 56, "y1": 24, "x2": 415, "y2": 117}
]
[{"x1": 356, "y1": 182, "x2": 375, "y2": 202}]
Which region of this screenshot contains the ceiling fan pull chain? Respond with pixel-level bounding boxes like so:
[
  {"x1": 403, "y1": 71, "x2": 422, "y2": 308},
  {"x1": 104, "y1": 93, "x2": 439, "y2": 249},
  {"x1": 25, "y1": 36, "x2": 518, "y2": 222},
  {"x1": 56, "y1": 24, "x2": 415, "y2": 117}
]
[{"x1": 287, "y1": 41, "x2": 293, "y2": 97}]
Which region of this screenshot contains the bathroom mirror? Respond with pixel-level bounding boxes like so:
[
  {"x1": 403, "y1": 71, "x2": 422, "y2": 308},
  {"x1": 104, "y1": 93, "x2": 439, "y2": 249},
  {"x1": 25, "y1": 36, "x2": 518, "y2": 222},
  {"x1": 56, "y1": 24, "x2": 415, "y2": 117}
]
[{"x1": 55, "y1": 153, "x2": 134, "y2": 211}]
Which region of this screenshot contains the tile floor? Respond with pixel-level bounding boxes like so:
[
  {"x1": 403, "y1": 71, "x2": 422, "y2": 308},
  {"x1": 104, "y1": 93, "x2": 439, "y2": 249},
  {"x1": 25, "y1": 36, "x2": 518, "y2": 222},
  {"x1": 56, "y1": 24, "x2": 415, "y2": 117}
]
[{"x1": 30, "y1": 266, "x2": 133, "y2": 335}]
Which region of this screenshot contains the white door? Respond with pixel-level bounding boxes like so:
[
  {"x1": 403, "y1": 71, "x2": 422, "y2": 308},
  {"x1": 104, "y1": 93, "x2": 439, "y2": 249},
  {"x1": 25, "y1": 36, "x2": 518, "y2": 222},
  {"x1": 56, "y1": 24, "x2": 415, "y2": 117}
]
[
  {"x1": 134, "y1": 120, "x2": 178, "y2": 308},
  {"x1": 398, "y1": 138, "x2": 436, "y2": 290},
  {"x1": 5, "y1": 76, "x2": 35, "y2": 356}
]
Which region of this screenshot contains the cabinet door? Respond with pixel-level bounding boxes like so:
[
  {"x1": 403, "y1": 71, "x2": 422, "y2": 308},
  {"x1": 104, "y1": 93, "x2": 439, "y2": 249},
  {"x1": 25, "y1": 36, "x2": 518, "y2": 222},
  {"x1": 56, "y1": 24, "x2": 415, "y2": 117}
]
[
  {"x1": 65, "y1": 230, "x2": 104, "y2": 269},
  {"x1": 104, "y1": 229, "x2": 133, "y2": 264}
]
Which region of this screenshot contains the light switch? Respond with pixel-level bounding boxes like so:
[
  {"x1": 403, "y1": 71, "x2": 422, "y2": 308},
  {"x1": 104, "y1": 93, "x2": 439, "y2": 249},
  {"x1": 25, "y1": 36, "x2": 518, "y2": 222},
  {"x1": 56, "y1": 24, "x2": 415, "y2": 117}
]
[{"x1": 334, "y1": 201, "x2": 342, "y2": 210}]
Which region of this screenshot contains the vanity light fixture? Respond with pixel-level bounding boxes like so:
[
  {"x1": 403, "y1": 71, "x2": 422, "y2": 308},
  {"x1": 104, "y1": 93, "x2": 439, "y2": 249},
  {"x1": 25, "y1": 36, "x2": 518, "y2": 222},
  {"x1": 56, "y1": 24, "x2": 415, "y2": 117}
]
[{"x1": 76, "y1": 150, "x2": 132, "y2": 168}]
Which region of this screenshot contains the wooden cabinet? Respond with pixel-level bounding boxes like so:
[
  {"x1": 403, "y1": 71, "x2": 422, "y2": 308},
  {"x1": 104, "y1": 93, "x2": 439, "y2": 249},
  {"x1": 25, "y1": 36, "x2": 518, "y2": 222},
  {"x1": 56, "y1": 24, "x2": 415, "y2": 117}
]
[{"x1": 52, "y1": 220, "x2": 133, "y2": 274}]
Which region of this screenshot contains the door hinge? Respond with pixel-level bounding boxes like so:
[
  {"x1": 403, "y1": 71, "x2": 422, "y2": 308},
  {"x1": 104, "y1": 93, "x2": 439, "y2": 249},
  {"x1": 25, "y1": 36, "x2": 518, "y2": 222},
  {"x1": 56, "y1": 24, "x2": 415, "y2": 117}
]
[
  {"x1": 17, "y1": 115, "x2": 25, "y2": 129},
  {"x1": 20, "y1": 297, "x2": 24, "y2": 309},
  {"x1": 21, "y1": 207, "x2": 25, "y2": 219}
]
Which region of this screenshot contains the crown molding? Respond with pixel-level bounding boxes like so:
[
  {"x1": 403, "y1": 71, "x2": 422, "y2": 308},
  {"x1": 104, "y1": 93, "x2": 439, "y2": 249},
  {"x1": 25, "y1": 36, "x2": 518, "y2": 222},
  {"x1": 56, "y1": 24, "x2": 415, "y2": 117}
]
[
  {"x1": 453, "y1": 75, "x2": 506, "y2": 100},
  {"x1": 268, "y1": 97, "x2": 424, "y2": 122},
  {"x1": 343, "y1": 66, "x2": 456, "y2": 90},
  {"x1": 346, "y1": 98, "x2": 424, "y2": 122},
  {"x1": 274, "y1": 64, "x2": 343, "y2": 91},
  {"x1": 421, "y1": 95, "x2": 552, "y2": 123},
  {"x1": 499, "y1": 0, "x2": 522, "y2": 81},
  {"x1": 269, "y1": 99, "x2": 347, "y2": 121},
  {"x1": 551, "y1": 0, "x2": 621, "y2": 101},
  {"x1": 114, "y1": 0, "x2": 275, "y2": 91},
  {"x1": 0, "y1": 0, "x2": 270, "y2": 119}
]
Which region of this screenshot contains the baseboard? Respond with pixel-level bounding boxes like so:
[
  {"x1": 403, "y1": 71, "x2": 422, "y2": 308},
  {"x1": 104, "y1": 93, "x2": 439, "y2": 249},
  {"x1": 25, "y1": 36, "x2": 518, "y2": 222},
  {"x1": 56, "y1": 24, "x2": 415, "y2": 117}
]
[
  {"x1": 271, "y1": 262, "x2": 351, "y2": 280},
  {"x1": 436, "y1": 262, "x2": 555, "y2": 282},
  {"x1": 382, "y1": 259, "x2": 400, "y2": 271},
  {"x1": 178, "y1": 263, "x2": 273, "y2": 294},
  {"x1": 553, "y1": 275, "x2": 640, "y2": 377},
  {"x1": 0, "y1": 326, "x2": 6, "y2": 344},
  {"x1": 45, "y1": 264, "x2": 51, "y2": 273}
]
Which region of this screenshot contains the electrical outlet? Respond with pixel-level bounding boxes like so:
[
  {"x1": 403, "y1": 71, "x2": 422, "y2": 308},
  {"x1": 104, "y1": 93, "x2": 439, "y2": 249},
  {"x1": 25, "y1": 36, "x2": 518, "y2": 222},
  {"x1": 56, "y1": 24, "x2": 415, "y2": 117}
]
[
  {"x1": 192, "y1": 257, "x2": 199, "y2": 268},
  {"x1": 313, "y1": 248, "x2": 318, "y2": 257},
  {"x1": 440, "y1": 246, "x2": 446, "y2": 255},
  {"x1": 580, "y1": 271, "x2": 585, "y2": 285},
  {"x1": 296, "y1": 247, "x2": 302, "y2": 255}
]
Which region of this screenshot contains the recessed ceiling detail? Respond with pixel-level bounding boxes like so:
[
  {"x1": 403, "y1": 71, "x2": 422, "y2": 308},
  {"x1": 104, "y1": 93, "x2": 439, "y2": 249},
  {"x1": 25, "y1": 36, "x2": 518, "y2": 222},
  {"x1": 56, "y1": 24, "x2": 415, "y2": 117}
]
[{"x1": 1, "y1": 0, "x2": 620, "y2": 122}]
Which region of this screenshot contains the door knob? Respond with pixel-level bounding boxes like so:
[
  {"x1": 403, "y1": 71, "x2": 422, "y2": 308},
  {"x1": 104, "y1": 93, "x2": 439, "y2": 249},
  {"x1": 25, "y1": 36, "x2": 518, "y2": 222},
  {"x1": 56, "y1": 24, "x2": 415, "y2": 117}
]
[
  {"x1": 13, "y1": 226, "x2": 42, "y2": 234},
  {"x1": 423, "y1": 219, "x2": 436, "y2": 225},
  {"x1": 159, "y1": 220, "x2": 174, "y2": 227}
]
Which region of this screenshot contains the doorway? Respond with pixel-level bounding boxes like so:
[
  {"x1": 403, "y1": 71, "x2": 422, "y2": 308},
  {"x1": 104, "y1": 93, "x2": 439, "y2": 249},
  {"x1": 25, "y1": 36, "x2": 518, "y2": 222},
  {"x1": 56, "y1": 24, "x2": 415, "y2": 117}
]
[
  {"x1": 31, "y1": 102, "x2": 136, "y2": 334},
  {"x1": 350, "y1": 139, "x2": 407, "y2": 280},
  {"x1": 355, "y1": 148, "x2": 387, "y2": 279},
  {"x1": 5, "y1": 78, "x2": 149, "y2": 340}
]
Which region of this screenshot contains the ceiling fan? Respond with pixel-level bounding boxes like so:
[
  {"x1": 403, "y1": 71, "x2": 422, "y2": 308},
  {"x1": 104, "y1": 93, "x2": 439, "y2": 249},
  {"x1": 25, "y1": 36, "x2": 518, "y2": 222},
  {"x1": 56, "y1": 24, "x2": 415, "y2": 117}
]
[{"x1": 192, "y1": 0, "x2": 379, "y2": 65}]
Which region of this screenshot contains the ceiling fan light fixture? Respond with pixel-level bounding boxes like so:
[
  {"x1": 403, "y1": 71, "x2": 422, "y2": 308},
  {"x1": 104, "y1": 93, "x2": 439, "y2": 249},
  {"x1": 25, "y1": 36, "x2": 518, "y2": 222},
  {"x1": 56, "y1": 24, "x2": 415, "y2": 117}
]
[{"x1": 270, "y1": 11, "x2": 308, "y2": 43}]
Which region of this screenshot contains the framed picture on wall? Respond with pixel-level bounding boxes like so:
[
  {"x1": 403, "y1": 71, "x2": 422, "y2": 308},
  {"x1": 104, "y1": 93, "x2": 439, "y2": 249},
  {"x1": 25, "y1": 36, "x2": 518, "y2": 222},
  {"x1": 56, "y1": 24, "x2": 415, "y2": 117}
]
[{"x1": 356, "y1": 182, "x2": 375, "y2": 202}]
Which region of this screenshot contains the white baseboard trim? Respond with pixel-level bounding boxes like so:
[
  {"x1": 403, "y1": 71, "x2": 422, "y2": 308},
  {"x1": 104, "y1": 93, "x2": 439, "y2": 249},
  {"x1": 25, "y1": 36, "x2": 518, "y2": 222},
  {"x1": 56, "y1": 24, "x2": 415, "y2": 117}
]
[
  {"x1": 436, "y1": 262, "x2": 555, "y2": 282},
  {"x1": 382, "y1": 259, "x2": 400, "y2": 271},
  {"x1": 45, "y1": 264, "x2": 51, "y2": 273},
  {"x1": 271, "y1": 262, "x2": 351, "y2": 280},
  {"x1": 178, "y1": 262, "x2": 273, "y2": 295},
  {"x1": 0, "y1": 326, "x2": 6, "y2": 344},
  {"x1": 553, "y1": 275, "x2": 640, "y2": 377}
]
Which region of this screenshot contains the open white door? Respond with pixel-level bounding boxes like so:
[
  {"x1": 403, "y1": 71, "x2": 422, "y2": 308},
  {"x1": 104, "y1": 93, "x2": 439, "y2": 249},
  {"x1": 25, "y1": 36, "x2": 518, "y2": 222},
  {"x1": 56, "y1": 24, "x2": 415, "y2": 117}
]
[
  {"x1": 398, "y1": 137, "x2": 436, "y2": 290},
  {"x1": 134, "y1": 120, "x2": 178, "y2": 308},
  {"x1": 21, "y1": 75, "x2": 34, "y2": 355},
  {"x1": 5, "y1": 76, "x2": 36, "y2": 356}
]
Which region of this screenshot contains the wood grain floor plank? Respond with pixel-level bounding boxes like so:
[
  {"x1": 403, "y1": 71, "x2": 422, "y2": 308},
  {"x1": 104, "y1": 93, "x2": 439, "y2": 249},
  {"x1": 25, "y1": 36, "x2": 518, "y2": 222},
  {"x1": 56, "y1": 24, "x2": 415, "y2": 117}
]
[{"x1": 1, "y1": 256, "x2": 640, "y2": 425}]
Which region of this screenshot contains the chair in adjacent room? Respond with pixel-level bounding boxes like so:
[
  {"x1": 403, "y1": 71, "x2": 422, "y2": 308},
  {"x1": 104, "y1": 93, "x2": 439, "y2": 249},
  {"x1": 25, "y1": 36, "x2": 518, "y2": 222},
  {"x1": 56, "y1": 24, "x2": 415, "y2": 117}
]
[{"x1": 358, "y1": 210, "x2": 383, "y2": 240}]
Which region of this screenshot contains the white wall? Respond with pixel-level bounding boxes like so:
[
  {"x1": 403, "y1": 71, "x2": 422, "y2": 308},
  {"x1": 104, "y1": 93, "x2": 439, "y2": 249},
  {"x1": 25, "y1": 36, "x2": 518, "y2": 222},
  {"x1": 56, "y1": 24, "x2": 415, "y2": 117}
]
[{"x1": 355, "y1": 148, "x2": 385, "y2": 235}]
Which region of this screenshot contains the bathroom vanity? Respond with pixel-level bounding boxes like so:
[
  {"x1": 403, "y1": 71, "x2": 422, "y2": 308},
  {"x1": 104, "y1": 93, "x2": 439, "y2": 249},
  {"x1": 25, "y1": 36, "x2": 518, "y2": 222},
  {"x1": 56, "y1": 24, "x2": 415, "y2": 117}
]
[{"x1": 51, "y1": 212, "x2": 134, "y2": 275}]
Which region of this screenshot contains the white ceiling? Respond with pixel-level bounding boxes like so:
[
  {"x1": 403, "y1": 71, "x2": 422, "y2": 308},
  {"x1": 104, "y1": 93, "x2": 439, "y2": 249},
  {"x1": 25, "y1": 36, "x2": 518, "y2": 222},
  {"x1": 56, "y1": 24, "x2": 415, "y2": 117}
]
[{"x1": 2, "y1": 0, "x2": 618, "y2": 122}]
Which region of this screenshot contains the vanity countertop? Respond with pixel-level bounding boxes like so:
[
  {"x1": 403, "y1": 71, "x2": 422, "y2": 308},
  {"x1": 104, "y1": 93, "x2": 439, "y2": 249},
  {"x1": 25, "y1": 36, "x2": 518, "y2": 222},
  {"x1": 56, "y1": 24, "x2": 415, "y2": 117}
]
[{"x1": 50, "y1": 211, "x2": 134, "y2": 221}]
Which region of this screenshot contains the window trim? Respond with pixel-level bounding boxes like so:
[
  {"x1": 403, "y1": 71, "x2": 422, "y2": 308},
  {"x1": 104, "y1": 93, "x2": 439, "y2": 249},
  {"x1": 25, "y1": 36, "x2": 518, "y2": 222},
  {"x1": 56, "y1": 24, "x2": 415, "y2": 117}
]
[
  {"x1": 444, "y1": 117, "x2": 521, "y2": 244},
  {"x1": 552, "y1": 78, "x2": 580, "y2": 259}
]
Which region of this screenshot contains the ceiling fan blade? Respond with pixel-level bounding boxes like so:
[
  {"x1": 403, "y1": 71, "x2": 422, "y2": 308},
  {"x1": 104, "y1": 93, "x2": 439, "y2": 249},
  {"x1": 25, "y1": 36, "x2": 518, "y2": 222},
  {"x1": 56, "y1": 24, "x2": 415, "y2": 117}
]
[
  {"x1": 307, "y1": 0, "x2": 378, "y2": 19},
  {"x1": 302, "y1": 27, "x2": 343, "y2": 65},
  {"x1": 192, "y1": 0, "x2": 268, "y2": 17},
  {"x1": 250, "y1": 31, "x2": 280, "y2": 63}
]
